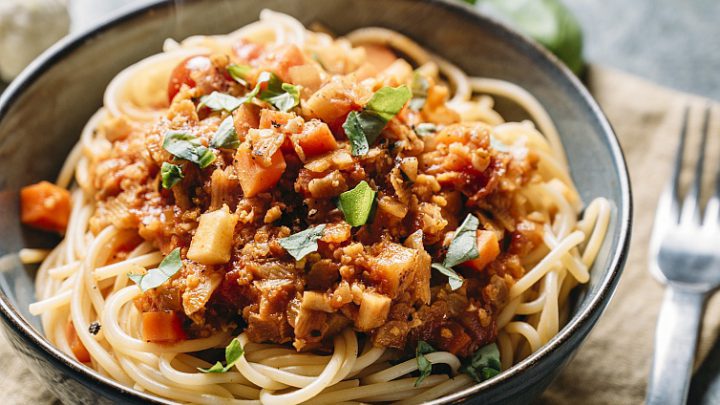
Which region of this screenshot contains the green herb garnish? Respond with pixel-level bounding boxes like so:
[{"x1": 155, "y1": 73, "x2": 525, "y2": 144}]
[
  {"x1": 415, "y1": 340, "x2": 435, "y2": 386},
  {"x1": 160, "y1": 162, "x2": 183, "y2": 189},
  {"x1": 128, "y1": 248, "x2": 182, "y2": 292},
  {"x1": 278, "y1": 224, "x2": 326, "y2": 261},
  {"x1": 198, "y1": 92, "x2": 245, "y2": 112},
  {"x1": 431, "y1": 263, "x2": 464, "y2": 291},
  {"x1": 462, "y1": 343, "x2": 501, "y2": 382},
  {"x1": 198, "y1": 338, "x2": 244, "y2": 373},
  {"x1": 343, "y1": 85, "x2": 412, "y2": 156},
  {"x1": 409, "y1": 71, "x2": 430, "y2": 111},
  {"x1": 227, "y1": 64, "x2": 252, "y2": 86},
  {"x1": 338, "y1": 181, "x2": 376, "y2": 227},
  {"x1": 162, "y1": 131, "x2": 216, "y2": 168},
  {"x1": 444, "y1": 214, "x2": 480, "y2": 267},
  {"x1": 210, "y1": 116, "x2": 239, "y2": 149},
  {"x1": 257, "y1": 73, "x2": 301, "y2": 112}
]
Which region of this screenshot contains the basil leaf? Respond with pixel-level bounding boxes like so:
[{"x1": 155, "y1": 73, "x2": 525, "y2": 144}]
[
  {"x1": 227, "y1": 64, "x2": 252, "y2": 86},
  {"x1": 462, "y1": 343, "x2": 501, "y2": 382},
  {"x1": 163, "y1": 131, "x2": 216, "y2": 168},
  {"x1": 278, "y1": 224, "x2": 326, "y2": 261},
  {"x1": 342, "y1": 86, "x2": 411, "y2": 156},
  {"x1": 475, "y1": 0, "x2": 584, "y2": 74},
  {"x1": 198, "y1": 92, "x2": 244, "y2": 112},
  {"x1": 444, "y1": 214, "x2": 480, "y2": 268},
  {"x1": 415, "y1": 340, "x2": 435, "y2": 386},
  {"x1": 366, "y1": 85, "x2": 412, "y2": 122},
  {"x1": 198, "y1": 338, "x2": 244, "y2": 373},
  {"x1": 257, "y1": 73, "x2": 300, "y2": 112},
  {"x1": 414, "y1": 123, "x2": 437, "y2": 137},
  {"x1": 409, "y1": 72, "x2": 429, "y2": 111},
  {"x1": 128, "y1": 248, "x2": 182, "y2": 292},
  {"x1": 343, "y1": 111, "x2": 386, "y2": 156},
  {"x1": 160, "y1": 162, "x2": 183, "y2": 189},
  {"x1": 431, "y1": 263, "x2": 464, "y2": 291},
  {"x1": 338, "y1": 181, "x2": 376, "y2": 227},
  {"x1": 210, "y1": 116, "x2": 239, "y2": 149}
]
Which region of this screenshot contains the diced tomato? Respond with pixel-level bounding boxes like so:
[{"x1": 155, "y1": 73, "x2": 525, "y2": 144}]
[
  {"x1": 297, "y1": 120, "x2": 338, "y2": 157},
  {"x1": 361, "y1": 44, "x2": 397, "y2": 72},
  {"x1": 232, "y1": 103, "x2": 261, "y2": 138},
  {"x1": 167, "y1": 55, "x2": 212, "y2": 103},
  {"x1": 20, "y1": 181, "x2": 71, "y2": 233},
  {"x1": 465, "y1": 230, "x2": 501, "y2": 272},
  {"x1": 65, "y1": 320, "x2": 91, "y2": 363},
  {"x1": 437, "y1": 321, "x2": 472, "y2": 356},
  {"x1": 142, "y1": 311, "x2": 187, "y2": 343},
  {"x1": 234, "y1": 144, "x2": 287, "y2": 197},
  {"x1": 233, "y1": 39, "x2": 265, "y2": 63}
]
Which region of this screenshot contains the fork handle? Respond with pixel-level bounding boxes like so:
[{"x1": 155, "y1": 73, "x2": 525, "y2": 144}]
[{"x1": 647, "y1": 287, "x2": 706, "y2": 405}]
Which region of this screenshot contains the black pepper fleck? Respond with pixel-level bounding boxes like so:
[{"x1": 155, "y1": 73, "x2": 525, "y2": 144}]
[{"x1": 88, "y1": 321, "x2": 101, "y2": 335}]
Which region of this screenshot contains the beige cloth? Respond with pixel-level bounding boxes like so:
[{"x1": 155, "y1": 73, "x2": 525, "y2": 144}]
[{"x1": 1, "y1": 66, "x2": 719, "y2": 404}]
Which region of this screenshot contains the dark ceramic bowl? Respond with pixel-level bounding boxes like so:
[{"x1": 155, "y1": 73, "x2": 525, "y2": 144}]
[{"x1": 0, "y1": 0, "x2": 632, "y2": 403}]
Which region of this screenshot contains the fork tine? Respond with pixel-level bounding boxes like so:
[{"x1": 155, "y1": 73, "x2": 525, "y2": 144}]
[
  {"x1": 680, "y1": 105, "x2": 709, "y2": 225},
  {"x1": 704, "y1": 107, "x2": 719, "y2": 227},
  {"x1": 666, "y1": 106, "x2": 690, "y2": 223}
]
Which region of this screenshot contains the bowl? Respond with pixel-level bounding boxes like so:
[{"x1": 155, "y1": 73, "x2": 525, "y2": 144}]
[{"x1": 0, "y1": 0, "x2": 632, "y2": 403}]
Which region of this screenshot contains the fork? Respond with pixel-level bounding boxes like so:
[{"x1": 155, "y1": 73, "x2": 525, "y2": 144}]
[{"x1": 647, "y1": 105, "x2": 720, "y2": 405}]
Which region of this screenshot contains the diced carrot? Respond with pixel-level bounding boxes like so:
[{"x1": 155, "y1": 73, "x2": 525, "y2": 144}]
[
  {"x1": 465, "y1": 230, "x2": 501, "y2": 272},
  {"x1": 20, "y1": 181, "x2": 71, "y2": 233},
  {"x1": 259, "y1": 109, "x2": 295, "y2": 129},
  {"x1": 234, "y1": 144, "x2": 286, "y2": 197},
  {"x1": 142, "y1": 311, "x2": 187, "y2": 343},
  {"x1": 232, "y1": 103, "x2": 261, "y2": 138},
  {"x1": 264, "y1": 44, "x2": 305, "y2": 81},
  {"x1": 65, "y1": 320, "x2": 91, "y2": 363},
  {"x1": 297, "y1": 120, "x2": 338, "y2": 157}
]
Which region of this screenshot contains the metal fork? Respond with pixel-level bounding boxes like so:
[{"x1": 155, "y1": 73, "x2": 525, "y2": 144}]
[{"x1": 647, "y1": 105, "x2": 720, "y2": 405}]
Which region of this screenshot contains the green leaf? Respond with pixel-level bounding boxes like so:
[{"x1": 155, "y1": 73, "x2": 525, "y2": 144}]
[
  {"x1": 160, "y1": 162, "x2": 183, "y2": 189},
  {"x1": 198, "y1": 92, "x2": 244, "y2": 112},
  {"x1": 462, "y1": 343, "x2": 501, "y2": 382},
  {"x1": 128, "y1": 248, "x2": 182, "y2": 292},
  {"x1": 444, "y1": 214, "x2": 480, "y2": 268},
  {"x1": 366, "y1": 85, "x2": 412, "y2": 122},
  {"x1": 278, "y1": 224, "x2": 326, "y2": 261},
  {"x1": 227, "y1": 64, "x2": 252, "y2": 86},
  {"x1": 256, "y1": 73, "x2": 300, "y2": 112},
  {"x1": 475, "y1": 0, "x2": 584, "y2": 74},
  {"x1": 342, "y1": 85, "x2": 411, "y2": 156},
  {"x1": 409, "y1": 72, "x2": 429, "y2": 111},
  {"x1": 343, "y1": 111, "x2": 386, "y2": 156},
  {"x1": 415, "y1": 340, "x2": 435, "y2": 386},
  {"x1": 162, "y1": 131, "x2": 216, "y2": 168},
  {"x1": 338, "y1": 181, "x2": 376, "y2": 227},
  {"x1": 414, "y1": 123, "x2": 437, "y2": 137},
  {"x1": 198, "y1": 338, "x2": 244, "y2": 373},
  {"x1": 431, "y1": 263, "x2": 464, "y2": 291},
  {"x1": 210, "y1": 116, "x2": 239, "y2": 149}
]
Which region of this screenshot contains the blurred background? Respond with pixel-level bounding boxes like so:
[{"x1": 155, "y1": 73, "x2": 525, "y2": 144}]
[{"x1": 1, "y1": 0, "x2": 719, "y2": 101}]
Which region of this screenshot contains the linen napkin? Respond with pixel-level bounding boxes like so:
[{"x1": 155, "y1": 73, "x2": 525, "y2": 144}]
[{"x1": 2, "y1": 65, "x2": 719, "y2": 404}]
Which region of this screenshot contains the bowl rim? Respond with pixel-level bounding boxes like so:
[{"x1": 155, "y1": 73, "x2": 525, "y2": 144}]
[{"x1": 0, "y1": 0, "x2": 632, "y2": 403}]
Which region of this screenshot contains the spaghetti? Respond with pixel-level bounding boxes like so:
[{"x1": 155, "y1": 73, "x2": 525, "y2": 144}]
[{"x1": 24, "y1": 9, "x2": 611, "y2": 405}]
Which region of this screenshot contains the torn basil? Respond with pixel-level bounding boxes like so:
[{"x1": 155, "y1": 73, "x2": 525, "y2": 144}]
[
  {"x1": 338, "y1": 181, "x2": 376, "y2": 227},
  {"x1": 278, "y1": 224, "x2": 327, "y2": 261},
  {"x1": 444, "y1": 214, "x2": 480, "y2": 268},
  {"x1": 431, "y1": 263, "x2": 464, "y2": 291},
  {"x1": 210, "y1": 115, "x2": 239, "y2": 149},
  {"x1": 415, "y1": 340, "x2": 435, "y2": 386},
  {"x1": 160, "y1": 162, "x2": 184, "y2": 189},
  {"x1": 163, "y1": 131, "x2": 216, "y2": 168},
  {"x1": 128, "y1": 248, "x2": 182, "y2": 292},
  {"x1": 198, "y1": 338, "x2": 245, "y2": 373},
  {"x1": 462, "y1": 343, "x2": 502, "y2": 382}
]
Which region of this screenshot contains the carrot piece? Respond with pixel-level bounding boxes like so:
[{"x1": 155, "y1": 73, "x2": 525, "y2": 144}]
[
  {"x1": 465, "y1": 230, "x2": 501, "y2": 272},
  {"x1": 361, "y1": 44, "x2": 397, "y2": 72},
  {"x1": 259, "y1": 109, "x2": 295, "y2": 129},
  {"x1": 65, "y1": 320, "x2": 91, "y2": 363},
  {"x1": 20, "y1": 181, "x2": 71, "y2": 233},
  {"x1": 297, "y1": 120, "x2": 338, "y2": 157},
  {"x1": 141, "y1": 311, "x2": 187, "y2": 343},
  {"x1": 234, "y1": 144, "x2": 286, "y2": 197}
]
